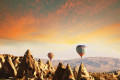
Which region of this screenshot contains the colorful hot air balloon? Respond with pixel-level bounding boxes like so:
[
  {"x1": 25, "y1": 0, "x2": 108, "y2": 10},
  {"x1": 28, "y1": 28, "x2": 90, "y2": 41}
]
[
  {"x1": 48, "y1": 52, "x2": 54, "y2": 60},
  {"x1": 76, "y1": 45, "x2": 86, "y2": 58}
]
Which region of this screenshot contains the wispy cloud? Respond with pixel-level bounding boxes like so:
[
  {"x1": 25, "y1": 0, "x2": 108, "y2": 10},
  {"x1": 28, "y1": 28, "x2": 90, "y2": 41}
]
[{"x1": 0, "y1": 0, "x2": 119, "y2": 44}]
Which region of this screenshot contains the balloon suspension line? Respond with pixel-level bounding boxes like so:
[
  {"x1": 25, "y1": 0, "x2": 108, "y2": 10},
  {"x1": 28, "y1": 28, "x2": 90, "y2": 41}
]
[
  {"x1": 50, "y1": 60, "x2": 52, "y2": 64},
  {"x1": 81, "y1": 56, "x2": 83, "y2": 63}
]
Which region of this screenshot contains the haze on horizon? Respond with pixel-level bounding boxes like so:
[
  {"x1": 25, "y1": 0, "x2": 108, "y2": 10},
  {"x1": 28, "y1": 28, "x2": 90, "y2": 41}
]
[{"x1": 0, "y1": 0, "x2": 120, "y2": 60}]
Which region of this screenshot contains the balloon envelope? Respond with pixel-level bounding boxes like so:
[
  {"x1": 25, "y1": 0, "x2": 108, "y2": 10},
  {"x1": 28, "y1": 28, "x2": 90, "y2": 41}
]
[
  {"x1": 48, "y1": 52, "x2": 54, "y2": 60},
  {"x1": 76, "y1": 45, "x2": 86, "y2": 58}
]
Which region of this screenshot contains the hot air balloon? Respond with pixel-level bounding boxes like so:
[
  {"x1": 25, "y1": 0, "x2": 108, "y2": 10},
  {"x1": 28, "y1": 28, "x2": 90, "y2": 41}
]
[
  {"x1": 48, "y1": 52, "x2": 54, "y2": 60},
  {"x1": 76, "y1": 45, "x2": 86, "y2": 58}
]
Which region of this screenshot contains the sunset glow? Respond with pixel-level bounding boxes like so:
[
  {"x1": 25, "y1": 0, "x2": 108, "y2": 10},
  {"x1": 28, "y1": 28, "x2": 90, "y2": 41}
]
[{"x1": 0, "y1": 0, "x2": 120, "y2": 60}]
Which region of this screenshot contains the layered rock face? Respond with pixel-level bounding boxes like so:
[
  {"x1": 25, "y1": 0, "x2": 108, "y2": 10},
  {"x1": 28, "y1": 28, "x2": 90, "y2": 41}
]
[{"x1": 77, "y1": 63, "x2": 94, "y2": 80}]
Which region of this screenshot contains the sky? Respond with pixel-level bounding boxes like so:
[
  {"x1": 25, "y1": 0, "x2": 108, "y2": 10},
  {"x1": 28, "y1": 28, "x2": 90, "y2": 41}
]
[{"x1": 0, "y1": 0, "x2": 120, "y2": 60}]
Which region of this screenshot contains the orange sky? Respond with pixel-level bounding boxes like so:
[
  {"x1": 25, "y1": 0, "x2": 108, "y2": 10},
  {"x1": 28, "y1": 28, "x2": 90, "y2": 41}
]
[{"x1": 0, "y1": 0, "x2": 120, "y2": 59}]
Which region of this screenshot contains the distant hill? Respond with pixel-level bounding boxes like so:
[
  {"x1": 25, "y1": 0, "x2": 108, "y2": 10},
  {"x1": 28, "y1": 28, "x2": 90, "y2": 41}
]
[{"x1": 35, "y1": 57, "x2": 120, "y2": 72}]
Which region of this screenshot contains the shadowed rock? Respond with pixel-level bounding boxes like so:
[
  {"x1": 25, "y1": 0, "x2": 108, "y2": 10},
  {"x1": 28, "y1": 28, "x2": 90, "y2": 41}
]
[
  {"x1": 53, "y1": 62, "x2": 65, "y2": 80},
  {"x1": 0, "y1": 54, "x2": 17, "y2": 78},
  {"x1": 62, "y1": 64, "x2": 75, "y2": 80}
]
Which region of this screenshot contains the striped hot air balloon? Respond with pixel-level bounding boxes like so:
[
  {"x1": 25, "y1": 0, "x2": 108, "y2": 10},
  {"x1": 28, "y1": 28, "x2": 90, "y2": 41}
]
[
  {"x1": 76, "y1": 45, "x2": 86, "y2": 58},
  {"x1": 48, "y1": 52, "x2": 54, "y2": 60}
]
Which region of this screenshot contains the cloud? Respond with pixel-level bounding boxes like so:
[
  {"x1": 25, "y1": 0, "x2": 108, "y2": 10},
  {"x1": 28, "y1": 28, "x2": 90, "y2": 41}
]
[
  {"x1": 0, "y1": 8, "x2": 61, "y2": 42},
  {"x1": 0, "y1": 0, "x2": 119, "y2": 44},
  {"x1": 56, "y1": 0, "x2": 118, "y2": 16},
  {"x1": 0, "y1": 14, "x2": 37, "y2": 40},
  {"x1": 64, "y1": 23, "x2": 120, "y2": 44}
]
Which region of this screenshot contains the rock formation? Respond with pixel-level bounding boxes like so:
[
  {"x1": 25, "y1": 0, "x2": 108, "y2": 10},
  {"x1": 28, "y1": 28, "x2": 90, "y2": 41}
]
[
  {"x1": 17, "y1": 49, "x2": 39, "y2": 79},
  {"x1": 109, "y1": 73, "x2": 118, "y2": 80},
  {"x1": 44, "y1": 60, "x2": 55, "y2": 79},
  {"x1": 0, "y1": 54, "x2": 5, "y2": 68},
  {"x1": 53, "y1": 63, "x2": 75, "y2": 80},
  {"x1": 2, "y1": 50, "x2": 119, "y2": 80},
  {"x1": 13, "y1": 56, "x2": 21, "y2": 70},
  {"x1": 73, "y1": 66, "x2": 79, "y2": 79},
  {"x1": 4, "y1": 56, "x2": 17, "y2": 76},
  {"x1": 38, "y1": 59, "x2": 45, "y2": 73},
  {"x1": 0, "y1": 50, "x2": 56, "y2": 79},
  {"x1": 0, "y1": 54, "x2": 17, "y2": 78},
  {"x1": 35, "y1": 59, "x2": 45, "y2": 80},
  {"x1": 62, "y1": 64, "x2": 75, "y2": 80},
  {"x1": 77, "y1": 63, "x2": 94, "y2": 80},
  {"x1": 45, "y1": 60, "x2": 55, "y2": 74},
  {"x1": 53, "y1": 62, "x2": 66, "y2": 80}
]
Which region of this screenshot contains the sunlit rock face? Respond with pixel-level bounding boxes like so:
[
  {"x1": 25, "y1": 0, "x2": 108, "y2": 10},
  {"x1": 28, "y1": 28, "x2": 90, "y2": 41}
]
[
  {"x1": 43, "y1": 60, "x2": 55, "y2": 79},
  {"x1": 37, "y1": 59, "x2": 46, "y2": 75},
  {"x1": 73, "y1": 66, "x2": 79, "y2": 79},
  {"x1": 45, "y1": 60, "x2": 55, "y2": 73},
  {"x1": 0, "y1": 54, "x2": 5, "y2": 69},
  {"x1": 17, "y1": 49, "x2": 40, "y2": 79},
  {"x1": 35, "y1": 59, "x2": 44, "y2": 80},
  {"x1": 38, "y1": 59, "x2": 45, "y2": 69},
  {"x1": 77, "y1": 63, "x2": 94, "y2": 80}
]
